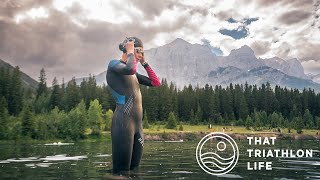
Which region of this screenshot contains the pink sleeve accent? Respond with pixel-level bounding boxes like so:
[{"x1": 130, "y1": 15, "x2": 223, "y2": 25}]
[
  {"x1": 145, "y1": 66, "x2": 161, "y2": 87},
  {"x1": 131, "y1": 58, "x2": 137, "y2": 75}
]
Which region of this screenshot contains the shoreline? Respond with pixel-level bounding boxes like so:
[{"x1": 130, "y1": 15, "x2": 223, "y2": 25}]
[
  {"x1": 1, "y1": 131, "x2": 319, "y2": 144},
  {"x1": 143, "y1": 132, "x2": 320, "y2": 141}
]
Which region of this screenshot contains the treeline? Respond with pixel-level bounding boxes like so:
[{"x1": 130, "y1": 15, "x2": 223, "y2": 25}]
[
  {"x1": 141, "y1": 79, "x2": 320, "y2": 132},
  {"x1": 0, "y1": 67, "x2": 115, "y2": 140},
  {"x1": 1, "y1": 66, "x2": 320, "y2": 141}
]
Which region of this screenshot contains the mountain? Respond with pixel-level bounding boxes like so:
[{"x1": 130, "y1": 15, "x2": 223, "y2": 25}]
[
  {"x1": 0, "y1": 59, "x2": 38, "y2": 90},
  {"x1": 260, "y1": 57, "x2": 308, "y2": 79},
  {"x1": 79, "y1": 38, "x2": 320, "y2": 91},
  {"x1": 74, "y1": 71, "x2": 107, "y2": 86}
]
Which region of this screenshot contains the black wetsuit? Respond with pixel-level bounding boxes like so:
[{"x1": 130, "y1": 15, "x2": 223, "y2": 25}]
[{"x1": 106, "y1": 53, "x2": 160, "y2": 172}]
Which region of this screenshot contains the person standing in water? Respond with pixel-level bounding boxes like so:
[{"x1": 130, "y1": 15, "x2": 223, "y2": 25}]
[{"x1": 106, "y1": 37, "x2": 161, "y2": 173}]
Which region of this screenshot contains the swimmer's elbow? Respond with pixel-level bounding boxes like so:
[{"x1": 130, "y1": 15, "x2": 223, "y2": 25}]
[
  {"x1": 152, "y1": 79, "x2": 161, "y2": 87},
  {"x1": 127, "y1": 67, "x2": 137, "y2": 75}
]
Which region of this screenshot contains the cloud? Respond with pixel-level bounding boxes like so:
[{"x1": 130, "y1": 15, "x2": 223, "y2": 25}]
[
  {"x1": 278, "y1": 10, "x2": 312, "y2": 25},
  {"x1": 250, "y1": 41, "x2": 271, "y2": 56},
  {"x1": 0, "y1": 0, "x2": 53, "y2": 20},
  {"x1": 295, "y1": 40, "x2": 320, "y2": 61},
  {"x1": 0, "y1": 0, "x2": 319, "y2": 82},
  {"x1": 0, "y1": 0, "x2": 197, "y2": 83},
  {"x1": 254, "y1": 0, "x2": 313, "y2": 8},
  {"x1": 302, "y1": 60, "x2": 320, "y2": 75},
  {"x1": 130, "y1": 0, "x2": 175, "y2": 20}
]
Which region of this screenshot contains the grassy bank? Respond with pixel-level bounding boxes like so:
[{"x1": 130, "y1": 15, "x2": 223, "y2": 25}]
[
  {"x1": 1, "y1": 125, "x2": 319, "y2": 144},
  {"x1": 143, "y1": 124, "x2": 320, "y2": 135}
]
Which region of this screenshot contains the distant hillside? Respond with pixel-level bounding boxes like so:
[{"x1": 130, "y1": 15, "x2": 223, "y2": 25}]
[{"x1": 0, "y1": 59, "x2": 38, "y2": 90}]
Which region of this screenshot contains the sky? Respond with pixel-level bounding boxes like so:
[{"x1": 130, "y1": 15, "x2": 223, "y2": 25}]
[{"x1": 0, "y1": 0, "x2": 319, "y2": 84}]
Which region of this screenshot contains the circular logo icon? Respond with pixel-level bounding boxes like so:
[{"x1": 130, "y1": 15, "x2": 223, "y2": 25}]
[{"x1": 196, "y1": 132, "x2": 239, "y2": 175}]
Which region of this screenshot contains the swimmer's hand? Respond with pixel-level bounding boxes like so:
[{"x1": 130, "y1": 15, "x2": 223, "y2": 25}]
[{"x1": 125, "y1": 41, "x2": 134, "y2": 54}]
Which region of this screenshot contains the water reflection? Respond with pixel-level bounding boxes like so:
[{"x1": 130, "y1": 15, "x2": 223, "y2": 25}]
[{"x1": 0, "y1": 140, "x2": 319, "y2": 179}]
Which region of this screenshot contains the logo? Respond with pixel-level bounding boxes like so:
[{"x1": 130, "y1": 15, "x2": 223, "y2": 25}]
[{"x1": 196, "y1": 132, "x2": 239, "y2": 175}]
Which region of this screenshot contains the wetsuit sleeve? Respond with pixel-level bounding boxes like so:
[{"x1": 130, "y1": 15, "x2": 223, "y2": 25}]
[
  {"x1": 108, "y1": 53, "x2": 137, "y2": 75},
  {"x1": 136, "y1": 64, "x2": 161, "y2": 87}
]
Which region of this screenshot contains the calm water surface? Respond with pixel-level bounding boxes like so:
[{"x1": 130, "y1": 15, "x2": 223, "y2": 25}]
[{"x1": 0, "y1": 140, "x2": 319, "y2": 179}]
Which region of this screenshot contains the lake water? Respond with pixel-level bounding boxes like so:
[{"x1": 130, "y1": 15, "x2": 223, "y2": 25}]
[{"x1": 0, "y1": 139, "x2": 319, "y2": 179}]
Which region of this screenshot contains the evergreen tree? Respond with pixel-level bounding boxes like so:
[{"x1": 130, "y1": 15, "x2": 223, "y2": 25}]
[
  {"x1": 284, "y1": 118, "x2": 291, "y2": 133},
  {"x1": 290, "y1": 104, "x2": 300, "y2": 119},
  {"x1": 0, "y1": 67, "x2": 10, "y2": 104},
  {"x1": 261, "y1": 111, "x2": 268, "y2": 125},
  {"x1": 158, "y1": 79, "x2": 172, "y2": 121},
  {"x1": 239, "y1": 94, "x2": 248, "y2": 121},
  {"x1": 37, "y1": 68, "x2": 47, "y2": 99},
  {"x1": 8, "y1": 66, "x2": 23, "y2": 115},
  {"x1": 194, "y1": 104, "x2": 202, "y2": 125},
  {"x1": 265, "y1": 82, "x2": 276, "y2": 114},
  {"x1": 189, "y1": 109, "x2": 195, "y2": 124},
  {"x1": 253, "y1": 111, "x2": 262, "y2": 130},
  {"x1": 143, "y1": 110, "x2": 150, "y2": 129},
  {"x1": 143, "y1": 86, "x2": 158, "y2": 122},
  {"x1": 34, "y1": 94, "x2": 50, "y2": 113},
  {"x1": 245, "y1": 116, "x2": 253, "y2": 130},
  {"x1": 233, "y1": 84, "x2": 242, "y2": 120},
  {"x1": 49, "y1": 77, "x2": 61, "y2": 110},
  {"x1": 166, "y1": 112, "x2": 177, "y2": 129},
  {"x1": 0, "y1": 97, "x2": 9, "y2": 139},
  {"x1": 66, "y1": 77, "x2": 81, "y2": 111},
  {"x1": 293, "y1": 117, "x2": 304, "y2": 134},
  {"x1": 221, "y1": 88, "x2": 234, "y2": 120},
  {"x1": 303, "y1": 109, "x2": 314, "y2": 128},
  {"x1": 270, "y1": 112, "x2": 280, "y2": 128},
  {"x1": 21, "y1": 105, "x2": 34, "y2": 138},
  {"x1": 179, "y1": 124, "x2": 184, "y2": 131},
  {"x1": 98, "y1": 84, "x2": 110, "y2": 110},
  {"x1": 316, "y1": 116, "x2": 320, "y2": 130}
]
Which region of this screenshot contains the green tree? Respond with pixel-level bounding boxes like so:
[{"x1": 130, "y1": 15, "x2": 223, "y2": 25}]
[
  {"x1": 33, "y1": 114, "x2": 48, "y2": 140},
  {"x1": 303, "y1": 109, "x2": 314, "y2": 128},
  {"x1": 143, "y1": 110, "x2": 150, "y2": 129},
  {"x1": 284, "y1": 118, "x2": 291, "y2": 133},
  {"x1": 166, "y1": 112, "x2": 177, "y2": 129},
  {"x1": 194, "y1": 104, "x2": 202, "y2": 125},
  {"x1": 64, "y1": 100, "x2": 87, "y2": 140},
  {"x1": 46, "y1": 107, "x2": 63, "y2": 139},
  {"x1": 0, "y1": 97, "x2": 9, "y2": 139},
  {"x1": 8, "y1": 66, "x2": 23, "y2": 115},
  {"x1": 105, "y1": 109, "x2": 113, "y2": 131},
  {"x1": 34, "y1": 94, "x2": 50, "y2": 113},
  {"x1": 253, "y1": 111, "x2": 262, "y2": 130},
  {"x1": 88, "y1": 99, "x2": 103, "y2": 136},
  {"x1": 294, "y1": 117, "x2": 304, "y2": 134},
  {"x1": 66, "y1": 77, "x2": 81, "y2": 111},
  {"x1": 49, "y1": 77, "x2": 61, "y2": 110},
  {"x1": 245, "y1": 115, "x2": 253, "y2": 130},
  {"x1": 179, "y1": 123, "x2": 184, "y2": 131},
  {"x1": 316, "y1": 116, "x2": 320, "y2": 130},
  {"x1": 21, "y1": 105, "x2": 34, "y2": 138},
  {"x1": 270, "y1": 112, "x2": 280, "y2": 128},
  {"x1": 37, "y1": 68, "x2": 47, "y2": 99},
  {"x1": 239, "y1": 94, "x2": 248, "y2": 121}
]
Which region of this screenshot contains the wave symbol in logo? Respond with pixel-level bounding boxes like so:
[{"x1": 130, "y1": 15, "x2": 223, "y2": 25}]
[{"x1": 196, "y1": 132, "x2": 239, "y2": 175}]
